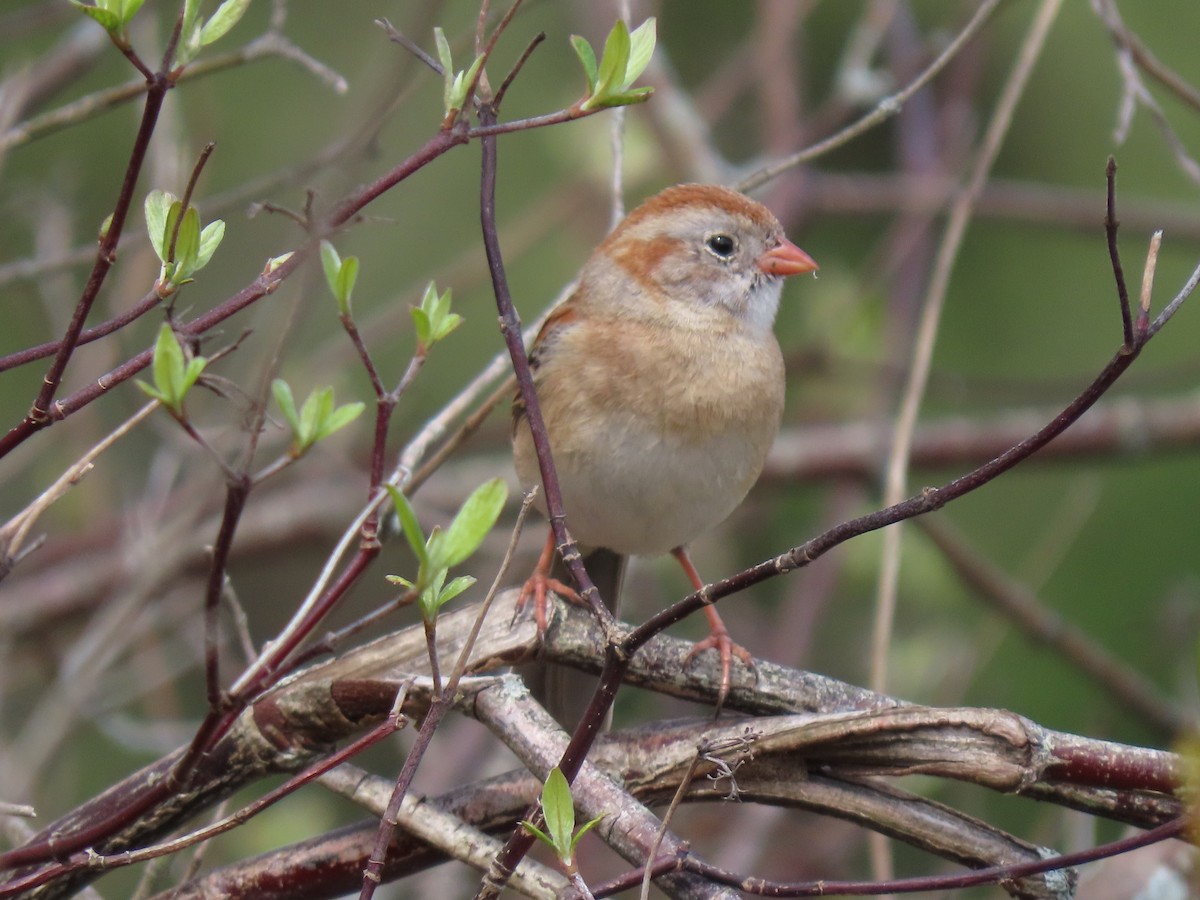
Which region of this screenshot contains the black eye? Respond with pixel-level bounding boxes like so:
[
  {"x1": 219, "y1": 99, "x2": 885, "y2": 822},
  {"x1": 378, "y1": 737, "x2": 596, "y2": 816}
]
[{"x1": 705, "y1": 233, "x2": 736, "y2": 258}]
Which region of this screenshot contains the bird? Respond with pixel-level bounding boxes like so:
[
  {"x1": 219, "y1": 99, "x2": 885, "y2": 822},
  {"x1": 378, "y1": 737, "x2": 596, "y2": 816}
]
[{"x1": 512, "y1": 183, "x2": 817, "y2": 724}]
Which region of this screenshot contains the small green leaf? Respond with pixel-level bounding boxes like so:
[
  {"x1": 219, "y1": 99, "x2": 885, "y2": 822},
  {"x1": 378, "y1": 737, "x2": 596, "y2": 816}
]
[
  {"x1": 570, "y1": 814, "x2": 604, "y2": 852},
  {"x1": 180, "y1": 0, "x2": 200, "y2": 38},
  {"x1": 447, "y1": 53, "x2": 485, "y2": 113},
  {"x1": 320, "y1": 241, "x2": 359, "y2": 314},
  {"x1": 570, "y1": 35, "x2": 597, "y2": 89},
  {"x1": 336, "y1": 255, "x2": 359, "y2": 309},
  {"x1": 145, "y1": 190, "x2": 174, "y2": 262},
  {"x1": 320, "y1": 241, "x2": 341, "y2": 297},
  {"x1": 433, "y1": 27, "x2": 453, "y2": 76},
  {"x1": 265, "y1": 251, "x2": 293, "y2": 274},
  {"x1": 298, "y1": 386, "x2": 333, "y2": 447},
  {"x1": 580, "y1": 19, "x2": 655, "y2": 111},
  {"x1": 274, "y1": 383, "x2": 362, "y2": 456},
  {"x1": 153, "y1": 323, "x2": 184, "y2": 395},
  {"x1": 180, "y1": 356, "x2": 206, "y2": 396},
  {"x1": 172, "y1": 0, "x2": 203, "y2": 64},
  {"x1": 624, "y1": 18, "x2": 656, "y2": 86},
  {"x1": 195, "y1": 219, "x2": 225, "y2": 271},
  {"x1": 412, "y1": 281, "x2": 463, "y2": 349},
  {"x1": 591, "y1": 19, "x2": 630, "y2": 104},
  {"x1": 198, "y1": 0, "x2": 251, "y2": 47},
  {"x1": 138, "y1": 323, "x2": 207, "y2": 414},
  {"x1": 385, "y1": 485, "x2": 429, "y2": 570},
  {"x1": 71, "y1": 1, "x2": 121, "y2": 33},
  {"x1": 410, "y1": 307, "x2": 432, "y2": 348},
  {"x1": 271, "y1": 379, "x2": 300, "y2": 432},
  {"x1": 172, "y1": 206, "x2": 202, "y2": 282},
  {"x1": 434, "y1": 312, "x2": 463, "y2": 342},
  {"x1": 541, "y1": 767, "x2": 575, "y2": 857},
  {"x1": 317, "y1": 400, "x2": 364, "y2": 441},
  {"x1": 437, "y1": 575, "x2": 476, "y2": 606},
  {"x1": 417, "y1": 567, "x2": 448, "y2": 620},
  {"x1": 98, "y1": 213, "x2": 113, "y2": 242},
  {"x1": 589, "y1": 87, "x2": 654, "y2": 110},
  {"x1": 119, "y1": 0, "x2": 147, "y2": 27},
  {"x1": 434, "y1": 27, "x2": 456, "y2": 113},
  {"x1": 431, "y1": 478, "x2": 507, "y2": 571}
]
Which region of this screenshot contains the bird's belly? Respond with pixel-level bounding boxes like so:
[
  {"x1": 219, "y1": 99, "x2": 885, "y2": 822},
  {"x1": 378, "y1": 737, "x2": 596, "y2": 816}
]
[{"x1": 553, "y1": 423, "x2": 768, "y2": 556}]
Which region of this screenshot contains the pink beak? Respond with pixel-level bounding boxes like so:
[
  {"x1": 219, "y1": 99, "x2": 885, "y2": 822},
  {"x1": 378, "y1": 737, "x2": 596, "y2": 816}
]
[{"x1": 757, "y1": 238, "x2": 818, "y2": 277}]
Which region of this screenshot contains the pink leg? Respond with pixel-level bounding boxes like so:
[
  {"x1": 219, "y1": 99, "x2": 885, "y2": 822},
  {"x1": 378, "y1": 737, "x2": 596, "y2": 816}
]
[
  {"x1": 515, "y1": 529, "x2": 579, "y2": 633},
  {"x1": 672, "y1": 546, "x2": 757, "y2": 711}
]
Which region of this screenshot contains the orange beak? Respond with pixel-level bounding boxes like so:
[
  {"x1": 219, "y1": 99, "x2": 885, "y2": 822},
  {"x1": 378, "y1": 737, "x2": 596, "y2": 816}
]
[{"x1": 757, "y1": 239, "x2": 818, "y2": 277}]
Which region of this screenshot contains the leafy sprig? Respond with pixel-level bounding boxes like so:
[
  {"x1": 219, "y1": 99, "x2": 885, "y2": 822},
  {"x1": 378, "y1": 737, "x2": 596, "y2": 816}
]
[
  {"x1": 411, "y1": 281, "x2": 463, "y2": 353},
  {"x1": 136, "y1": 323, "x2": 208, "y2": 416},
  {"x1": 434, "y1": 27, "x2": 485, "y2": 122},
  {"x1": 271, "y1": 380, "x2": 365, "y2": 459},
  {"x1": 320, "y1": 241, "x2": 360, "y2": 317},
  {"x1": 573, "y1": 18, "x2": 656, "y2": 111},
  {"x1": 145, "y1": 189, "x2": 225, "y2": 291},
  {"x1": 521, "y1": 767, "x2": 604, "y2": 874},
  {"x1": 386, "y1": 479, "x2": 507, "y2": 622}
]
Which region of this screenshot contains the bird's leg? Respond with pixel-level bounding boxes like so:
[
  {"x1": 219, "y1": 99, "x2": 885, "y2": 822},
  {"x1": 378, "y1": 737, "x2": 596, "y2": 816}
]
[
  {"x1": 672, "y1": 546, "x2": 758, "y2": 711},
  {"x1": 515, "y1": 528, "x2": 580, "y2": 632}
]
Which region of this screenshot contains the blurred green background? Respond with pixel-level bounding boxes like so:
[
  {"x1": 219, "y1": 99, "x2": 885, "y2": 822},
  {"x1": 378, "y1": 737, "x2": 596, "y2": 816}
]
[{"x1": 2, "y1": 0, "x2": 1199, "y2": 895}]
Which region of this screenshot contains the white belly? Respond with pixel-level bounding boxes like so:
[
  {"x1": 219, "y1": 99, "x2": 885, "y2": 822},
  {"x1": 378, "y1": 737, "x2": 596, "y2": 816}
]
[{"x1": 540, "y1": 418, "x2": 770, "y2": 556}]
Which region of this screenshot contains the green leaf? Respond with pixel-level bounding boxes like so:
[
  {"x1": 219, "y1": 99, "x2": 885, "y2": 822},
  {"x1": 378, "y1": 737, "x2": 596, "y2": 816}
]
[
  {"x1": 570, "y1": 35, "x2": 597, "y2": 89},
  {"x1": 195, "y1": 219, "x2": 225, "y2": 271},
  {"x1": 434, "y1": 27, "x2": 455, "y2": 113},
  {"x1": 316, "y1": 400, "x2": 364, "y2": 441},
  {"x1": 588, "y1": 86, "x2": 654, "y2": 110},
  {"x1": 153, "y1": 322, "x2": 185, "y2": 400},
  {"x1": 162, "y1": 199, "x2": 183, "y2": 261},
  {"x1": 433, "y1": 26, "x2": 454, "y2": 77},
  {"x1": 298, "y1": 386, "x2": 333, "y2": 447},
  {"x1": 431, "y1": 478, "x2": 507, "y2": 571},
  {"x1": 412, "y1": 281, "x2": 462, "y2": 349},
  {"x1": 172, "y1": 206, "x2": 202, "y2": 282},
  {"x1": 624, "y1": 18, "x2": 656, "y2": 87},
  {"x1": 590, "y1": 19, "x2": 630, "y2": 106},
  {"x1": 410, "y1": 307, "x2": 432, "y2": 348},
  {"x1": 180, "y1": 0, "x2": 200, "y2": 39},
  {"x1": 540, "y1": 767, "x2": 575, "y2": 860},
  {"x1": 418, "y1": 567, "x2": 448, "y2": 620},
  {"x1": 437, "y1": 575, "x2": 476, "y2": 606},
  {"x1": 265, "y1": 251, "x2": 293, "y2": 274},
  {"x1": 138, "y1": 323, "x2": 207, "y2": 414},
  {"x1": 336, "y1": 255, "x2": 359, "y2": 309},
  {"x1": 271, "y1": 379, "x2": 300, "y2": 432},
  {"x1": 320, "y1": 241, "x2": 341, "y2": 297},
  {"x1": 580, "y1": 19, "x2": 655, "y2": 110},
  {"x1": 447, "y1": 53, "x2": 485, "y2": 113},
  {"x1": 198, "y1": 0, "x2": 251, "y2": 47},
  {"x1": 320, "y1": 241, "x2": 358, "y2": 314},
  {"x1": 71, "y1": 1, "x2": 121, "y2": 33},
  {"x1": 570, "y1": 814, "x2": 604, "y2": 852},
  {"x1": 434, "y1": 312, "x2": 463, "y2": 343},
  {"x1": 385, "y1": 485, "x2": 429, "y2": 570},
  {"x1": 119, "y1": 0, "x2": 147, "y2": 26},
  {"x1": 145, "y1": 190, "x2": 174, "y2": 262}
]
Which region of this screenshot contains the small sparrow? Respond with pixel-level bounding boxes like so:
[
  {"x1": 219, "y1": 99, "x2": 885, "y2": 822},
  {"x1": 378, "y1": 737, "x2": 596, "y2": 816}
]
[{"x1": 513, "y1": 183, "x2": 817, "y2": 721}]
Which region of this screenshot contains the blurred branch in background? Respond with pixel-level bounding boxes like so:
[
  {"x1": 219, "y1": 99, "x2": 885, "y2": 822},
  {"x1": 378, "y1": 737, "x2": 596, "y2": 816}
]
[{"x1": 0, "y1": 1, "x2": 1199, "y2": 898}]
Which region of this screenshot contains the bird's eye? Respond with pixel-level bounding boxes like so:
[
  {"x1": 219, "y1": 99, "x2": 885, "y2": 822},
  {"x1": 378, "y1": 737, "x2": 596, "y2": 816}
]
[{"x1": 705, "y1": 233, "x2": 736, "y2": 258}]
